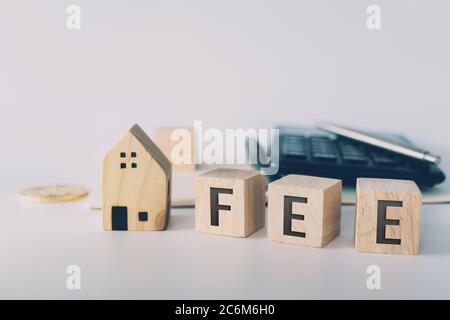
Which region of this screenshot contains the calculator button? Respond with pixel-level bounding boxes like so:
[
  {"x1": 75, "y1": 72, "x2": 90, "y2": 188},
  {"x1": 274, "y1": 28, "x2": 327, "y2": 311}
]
[
  {"x1": 371, "y1": 152, "x2": 398, "y2": 166},
  {"x1": 285, "y1": 148, "x2": 307, "y2": 158},
  {"x1": 310, "y1": 137, "x2": 337, "y2": 161},
  {"x1": 342, "y1": 155, "x2": 369, "y2": 164},
  {"x1": 338, "y1": 142, "x2": 369, "y2": 164},
  {"x1": 313, "y1": 153, "x2": 337, "y2": 161},
  {"x1": 282, "y1": 136, "x2": 308, "y2": 159}
]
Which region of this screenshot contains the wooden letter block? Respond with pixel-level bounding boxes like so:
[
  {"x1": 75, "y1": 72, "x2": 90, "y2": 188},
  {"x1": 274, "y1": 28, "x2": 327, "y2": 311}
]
[
  {"x1": 103, "y1": 124, "x2": 172, "y2": 231},
  {"x1": 154, "y1": 127, "x2": 196, "y2": 171},
  {"x1": 355, "y1": 178, "x2": 422, "y2": 255},
  {"x1": 195, "y1": 169, "x2": 265, "y2": 237},
  {"x1": 268, "y1": 175, "x2": 341, "y2": 247}
]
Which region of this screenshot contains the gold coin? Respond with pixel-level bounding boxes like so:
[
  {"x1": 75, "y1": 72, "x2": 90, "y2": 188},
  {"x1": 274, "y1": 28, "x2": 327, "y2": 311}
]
[{"x1": 20, "y1": 185, "x2": 89, "y2": 203}]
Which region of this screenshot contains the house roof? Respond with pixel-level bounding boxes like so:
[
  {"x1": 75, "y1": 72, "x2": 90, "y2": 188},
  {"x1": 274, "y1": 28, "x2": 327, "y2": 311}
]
[{"x1": 129, "y1": 124, "x2": 172, "y2": 176}]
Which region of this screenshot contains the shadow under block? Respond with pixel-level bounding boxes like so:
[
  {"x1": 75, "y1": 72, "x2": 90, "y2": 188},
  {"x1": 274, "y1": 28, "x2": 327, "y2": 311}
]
[
  {"x1": 154, "y1": 127, "x2": 196, "y2": 171},
  {"x1": 355, "y1": 178, "x2": 422, "y2": 255},
  {"x1": 195, "y1": 169, "x2": 265, "y2": 238},
  {"x1": 103, "y1": 124, "x2": 172, "y2": 231},
  {"x1": 267, "y1": 175, "x2": 342, "y2": 248}
]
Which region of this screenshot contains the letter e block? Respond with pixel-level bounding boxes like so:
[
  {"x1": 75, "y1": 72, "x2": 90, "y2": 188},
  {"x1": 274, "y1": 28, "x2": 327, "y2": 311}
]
[
  {"x1": 268, "y1": 175, "x2": 342, "y2": 247},
  {"x1": 355, "y1": 178, "x2": 422, "y2": 255},
  {"x1": 195, "y1": 169, "x2": 265, "y2": 237}
]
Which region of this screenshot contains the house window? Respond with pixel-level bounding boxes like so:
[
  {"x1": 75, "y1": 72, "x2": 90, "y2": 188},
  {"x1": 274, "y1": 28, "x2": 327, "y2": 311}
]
[
  {"x1": 138, "y1": 212, "x2": 148, "y2": 221},
  {"x1": 120, "y1": 152, "x2": 138, "y2": 169}
]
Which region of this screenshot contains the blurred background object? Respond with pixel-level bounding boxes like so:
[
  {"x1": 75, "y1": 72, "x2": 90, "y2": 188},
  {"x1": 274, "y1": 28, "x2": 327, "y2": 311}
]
[
  {"x1": 258, "y1": 125, "x2": 446, "y2": 188},
  {"x1": 154, "y1": 126, "x2": 196, "y2": 171}
]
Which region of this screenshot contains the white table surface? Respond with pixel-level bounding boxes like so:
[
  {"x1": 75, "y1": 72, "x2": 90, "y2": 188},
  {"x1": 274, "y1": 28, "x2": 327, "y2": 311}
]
[{"x1": 2, "y1": 187, "x2": 450, "y2": 299}]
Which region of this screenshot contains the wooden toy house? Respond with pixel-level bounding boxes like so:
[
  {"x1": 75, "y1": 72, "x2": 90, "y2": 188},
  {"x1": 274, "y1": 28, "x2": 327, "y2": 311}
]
[{"x1": 103, "y1": 124, "x2": 172, "y2": 231}]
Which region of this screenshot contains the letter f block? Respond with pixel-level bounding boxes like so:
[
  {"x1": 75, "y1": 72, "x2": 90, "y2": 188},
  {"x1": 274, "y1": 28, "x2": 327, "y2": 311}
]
[
  {"x1": 355, "y1": 178, "x2": 422, "y2": 255},
  {"x1": 195, "y1": 169, "x2": 265, "y2": 237},
  {"x1": 268, "y1": 175, "x2": 342, "y2": 247}
]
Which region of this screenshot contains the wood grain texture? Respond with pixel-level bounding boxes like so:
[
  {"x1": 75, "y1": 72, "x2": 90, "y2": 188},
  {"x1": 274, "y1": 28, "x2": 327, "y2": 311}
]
[
  {"x1": 103, "y1": 125, "x2": 171, "y2": 231},
  {"x1": 195, "y1": 168, "x2": 265, "y2": 238},
  {"x1": 267, "y1": 174, "x2": 341, "y2": 248},
  {"x1": 355, "y1": 178, "x2": 422, "y2": 255},
  {"x1": 154, "y1": 127, "x2": 196, "y2": 171}
]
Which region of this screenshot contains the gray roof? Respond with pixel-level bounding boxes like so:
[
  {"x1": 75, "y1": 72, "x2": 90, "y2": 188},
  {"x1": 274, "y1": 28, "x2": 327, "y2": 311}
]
[{"x1": 129, "y1": 124, "x2": 171, "y2": 176}]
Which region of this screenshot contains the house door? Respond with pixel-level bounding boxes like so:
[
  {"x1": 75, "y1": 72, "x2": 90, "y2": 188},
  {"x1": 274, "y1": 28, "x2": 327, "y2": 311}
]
[{"x1": 112, "y1": 206, "x2": 128, "y2": 231}]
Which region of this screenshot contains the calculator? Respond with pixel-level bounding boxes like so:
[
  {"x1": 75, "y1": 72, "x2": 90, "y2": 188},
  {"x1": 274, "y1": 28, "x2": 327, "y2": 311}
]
[{"x1": 255, "y1": 126, "x2": 446, "y2": 188}]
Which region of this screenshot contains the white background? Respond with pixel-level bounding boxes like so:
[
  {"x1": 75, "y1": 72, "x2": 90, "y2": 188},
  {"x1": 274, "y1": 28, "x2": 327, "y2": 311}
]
[
  {"x1": 1, "y1": 1, "x2": 449, "y2": 299},
  {"x1": 1, "y1": 1, "x2": 449, "y2": 189}
]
